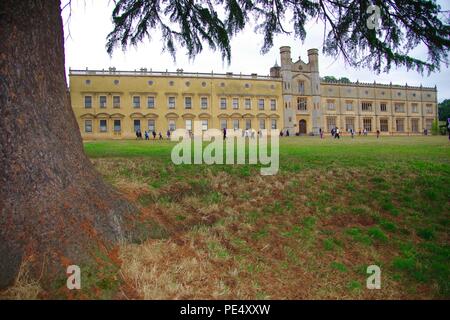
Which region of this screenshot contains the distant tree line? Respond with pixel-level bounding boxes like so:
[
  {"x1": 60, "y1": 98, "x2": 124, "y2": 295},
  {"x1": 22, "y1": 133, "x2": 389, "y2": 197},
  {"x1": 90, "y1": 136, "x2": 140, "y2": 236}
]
[
  {"x1": 322, "y1": 76, "x2": 351, "y2": 83},
  {"x1": 438, "y1": 99, "x2": 450, "y2": 122}
]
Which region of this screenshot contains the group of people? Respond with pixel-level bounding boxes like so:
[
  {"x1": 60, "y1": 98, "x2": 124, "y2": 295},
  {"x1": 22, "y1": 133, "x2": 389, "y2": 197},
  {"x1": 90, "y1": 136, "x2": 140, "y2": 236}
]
[
  {"x1": 222, "y1": 128, "x2": 266, "y2": 140},
  {"x1": 137, "y1": 124, "x2": 450, "y2": 141},
  {"x1": 318, "y1": 127, "x2": 381, "y2": 139},
  {"x1": 136, "y1": 129, "x2": 171, "y2": 140}
]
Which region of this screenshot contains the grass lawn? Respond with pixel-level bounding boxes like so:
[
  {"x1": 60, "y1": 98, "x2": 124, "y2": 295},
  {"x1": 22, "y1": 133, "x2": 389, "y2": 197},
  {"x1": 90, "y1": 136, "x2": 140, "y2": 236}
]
[{"x1": 7, "y1": 136, "x2": 449, "y2": 299}]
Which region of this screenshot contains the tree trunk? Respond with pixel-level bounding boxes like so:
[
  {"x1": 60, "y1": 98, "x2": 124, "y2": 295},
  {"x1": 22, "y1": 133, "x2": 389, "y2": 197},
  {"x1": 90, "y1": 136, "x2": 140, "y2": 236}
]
[{"x1": 0, "y1": 0, "x2": 136, "y2": 289}]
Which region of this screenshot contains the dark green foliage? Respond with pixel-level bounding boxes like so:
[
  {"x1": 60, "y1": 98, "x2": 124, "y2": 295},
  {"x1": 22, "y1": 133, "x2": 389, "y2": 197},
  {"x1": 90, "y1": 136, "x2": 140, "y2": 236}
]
[
  {"x1": 322, "y1": 75, "x2": 338, "y2": 82},
  {"x1": 106, "y1": 0, "x2": 449, "y2": 73},
  {"x1": 322, "y1": 76, "x2": 351, "y2": 83},
  {"x1": 438, "y1": 99, "x2": 450, "y2": 121}
]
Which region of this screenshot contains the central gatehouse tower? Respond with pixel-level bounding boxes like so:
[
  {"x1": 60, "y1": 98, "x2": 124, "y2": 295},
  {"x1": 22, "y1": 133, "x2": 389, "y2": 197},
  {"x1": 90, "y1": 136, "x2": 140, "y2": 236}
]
[{"x1": 278, "y1": 46, "x2": 322, "y2": 135}]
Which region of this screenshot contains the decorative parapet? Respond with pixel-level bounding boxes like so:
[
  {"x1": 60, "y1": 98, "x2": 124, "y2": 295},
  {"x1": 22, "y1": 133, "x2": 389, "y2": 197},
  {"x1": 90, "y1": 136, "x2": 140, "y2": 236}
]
[
  {"x1": 320, "y1": 77, "x2": 435, "y2": 90},
  {"x1": 69, "y1": 68, "x2": 281, "y2": 81}
]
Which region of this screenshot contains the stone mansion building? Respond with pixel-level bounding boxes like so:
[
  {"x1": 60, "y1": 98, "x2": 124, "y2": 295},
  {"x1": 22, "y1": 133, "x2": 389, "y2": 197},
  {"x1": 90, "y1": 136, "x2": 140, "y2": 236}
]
[{"x1": 69, "y1": 46, "x2": 438, "y2": 139}]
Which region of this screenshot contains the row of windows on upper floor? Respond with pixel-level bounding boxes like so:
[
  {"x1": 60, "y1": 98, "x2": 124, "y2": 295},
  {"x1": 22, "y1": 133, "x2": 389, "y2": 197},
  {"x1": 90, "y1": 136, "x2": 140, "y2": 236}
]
[
  {"x1": 83, "y1": 118, "x2": 279, "y2": 134},
  {"x1": 292, "y1": 98, "x2": 434, "y2": 114},
  {"x1": 325, "y1": 116, "x2": 435, "y2": 133},
  {"x1": 285, "y1": 80, "x2": 434, "y2": 98},
  {"x1": 83, "y1": 95, "x2": 278, "y2": 111},
  {"x1": 82, "y1": 78, "x2": 277, "y2": 90}
]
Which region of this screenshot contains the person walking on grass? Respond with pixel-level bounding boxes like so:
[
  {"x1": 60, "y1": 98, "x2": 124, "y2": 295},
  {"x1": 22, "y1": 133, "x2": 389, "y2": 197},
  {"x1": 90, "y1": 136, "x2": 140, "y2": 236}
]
[
  {"x1": 167, "y1": 129, "x2": 171, "y2": 140},
  {"x1": 319, "y1": 128, "x2": 323, "y2": 139},
  {"x1": 334, "y1": 127, "x2": 340, "y2": 139},
  {"x1": 152, "y1": 130, "x2": 156, "y2": 139},
  {"x1": 376, "y1": 129, "x2": 380, "y2": 139},
  {"x1": 144, "y1": 131, "x2": 149, "y2": 140},
  {"x1": 159, "y1": 132, "x2": 163, "y2": 140},
  {"x1": 447, "y1": 121, "x2": 450, "y2": 140},
  {"x1": 223, "y1": 127, "x2": 227, "y2": 140},
  {"x1": 350, "y1": 128, "x2": 354, "y2": 139}
]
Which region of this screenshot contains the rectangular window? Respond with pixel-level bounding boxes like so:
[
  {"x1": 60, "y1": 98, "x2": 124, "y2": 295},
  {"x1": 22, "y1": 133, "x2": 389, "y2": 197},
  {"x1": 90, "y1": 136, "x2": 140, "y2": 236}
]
[
  {"x1": 396, "y1": 119, "x2": 404, "y2": 132},
  {"x1": 201, "y1": 120, "x2": 208, "y2": 131},
  {"x1": 327, "y1": 100, "x2": 335, "y2": 111},
  {"x1": 380, "y1": 119, "x2": 389, "y2": 132},
  {"x1": 220, "y1": 119, "x2": 227, "y2": 130},
  {"x1": 425, "y1": 119, "x2": 433, "y2": 130},
  {"x1": 362, "y1": 102, "x2": 372, "y2": 111},
  {"x1": 99, "y1": 96, "x2": 107, "y2": 108},
  {"x1": 345, "y1": 117, "x2": 354, "y2": 131},
  {"x1": 232, "y1": 98, "x2": 239, "y2": 110},
  {"x1": 134, "y1": 119, "x2": 141, "y2": 132},
  {"x1": 245, "y1": 119, "x2": 251, "y2": 130},
  {"x1": 147, "y1": 96, "x2": 155, "y2": 109},
  {"x1": 220, "y1": 98, "x2": 227, "y2": 110},
  {"x1": 113, "y1": 96, "x2": 120, "y2": 108},
  {"x1": 84, "y1": 120, "x2": 92, "y2": 133},
  {"x1": 113, "y1": 119, "x2": 121, "y2": 132},
  {"x1": 185, "y1": 119, "x2": 192, "y2": 131},
  {"x1": 148, "y1": 119, "x2": 155, "y2": 132},
  {"x1": 185, "y1": 96, "x2": 192, "y2": 109},
  {"x1": 394, "y1": 103, "x2": 405, "y2": 113},
  {"x1": 99, "y1": 119, "x2": 107, "y2": 132},
  {"x1": 259, "y1": 119, "x2": 266, "y2": 129},
  {"x1": 233, "y1": 119, "x2": 239, "y2": 130},
  {"x1": 169, "y1": 120, "x2": 176, "y2": 131},
  {"x1": 168, "y1": 96, "x2": 175, "y2": 109},
  {"x1": 84, "y1": 96, "x2": 92, "y2": 108},
  {"x1": 298, "y1": 81, "x2": 305, "y2": 94},
  {"x1": 345, "y1": 101, "x2": 353, "y2": 111},
  {"x1": 363, "y1": 118, "x2": 372, "y2": 131},
  {"x1": 133, "y1": 96, "x2": 141, "y2": 108},
  {"x1": 270, "y1": 99, "x2": 276, "y2": 111},
  {"x1": 297, "y1": 97, "x2": 307, "y2": 111},
  {"x1": 245, "y1": 98, "x2": 251, "y2": 110},
  {"x1": 380, "y1": 103, "x2": 387, "y2": 112},
  {"x1": 271, "y1": 119, "x2": 277, "y2": 129},
  {"x1": 426, "y1": 104, "x2": 433, "y2": 114},
  {"x1": 201, "y1": 97, "x2": 208, "y2": 109},
  {"x1": 411, "y1": 103, "x2": 418, "y2": 113},
  {"x1": 326, "y1": 117, "x2": 336, "y2": 131},
  {"x1": 411, "y1": 119, "x2": 419, "y2": 133},
  {"x1": 258, "y1": 99, "x2": 265, "y2": 110}
]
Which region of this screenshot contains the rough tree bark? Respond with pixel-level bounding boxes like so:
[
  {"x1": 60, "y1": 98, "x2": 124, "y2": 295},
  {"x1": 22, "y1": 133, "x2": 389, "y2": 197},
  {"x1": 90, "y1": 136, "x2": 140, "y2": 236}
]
[{"x1": 0, "y1": 0, "x2": 136, "y2": 289}]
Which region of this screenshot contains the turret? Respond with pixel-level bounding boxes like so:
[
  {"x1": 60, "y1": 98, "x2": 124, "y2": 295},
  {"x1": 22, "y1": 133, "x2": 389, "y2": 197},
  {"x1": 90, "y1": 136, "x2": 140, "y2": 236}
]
[
  {"x1": 307, "y1": 48, "x2": 321, "y2": 134},
  {"x1": 270, "y1": 60, "x2": 281, "y2": 77},
  {"x1": 280, "y1": 46, "x2": 292, "y2": 68},
  {"x1": 307, "y1": 48, "x2": 319, "y2": 72}
]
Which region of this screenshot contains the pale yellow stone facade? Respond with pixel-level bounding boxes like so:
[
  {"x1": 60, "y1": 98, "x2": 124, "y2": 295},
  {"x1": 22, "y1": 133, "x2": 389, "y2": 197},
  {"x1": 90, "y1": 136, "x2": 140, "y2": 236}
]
[
  {"x1": 70, "y1": 69, "x2": 282, "y2": 139},
  {"x1": 69, "y1": 46, "x2": 438, "y2": 139}
]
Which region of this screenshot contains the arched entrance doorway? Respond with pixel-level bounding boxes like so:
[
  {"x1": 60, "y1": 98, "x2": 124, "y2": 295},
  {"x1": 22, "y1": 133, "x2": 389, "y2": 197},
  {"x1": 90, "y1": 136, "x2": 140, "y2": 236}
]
[{"x1": 299, "y1": 120, "x2": 307, "y2": 134}]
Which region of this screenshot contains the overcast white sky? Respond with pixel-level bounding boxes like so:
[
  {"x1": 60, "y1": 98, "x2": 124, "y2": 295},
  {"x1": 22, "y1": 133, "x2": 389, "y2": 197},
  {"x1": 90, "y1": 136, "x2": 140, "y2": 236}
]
[{"x1": 62, "y1": 0, "x2": 450, "y2": 102}]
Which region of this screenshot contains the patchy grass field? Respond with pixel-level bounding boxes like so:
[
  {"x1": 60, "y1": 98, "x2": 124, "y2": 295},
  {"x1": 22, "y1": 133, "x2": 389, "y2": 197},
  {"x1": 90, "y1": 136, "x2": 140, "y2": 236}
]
[{"x1": 5, "y1": 136, "x2": 449, "y2": 299}]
